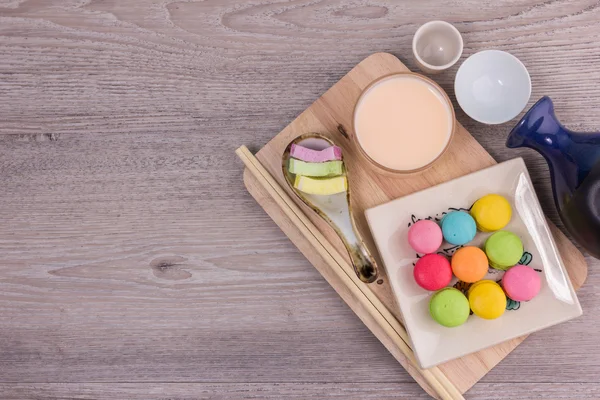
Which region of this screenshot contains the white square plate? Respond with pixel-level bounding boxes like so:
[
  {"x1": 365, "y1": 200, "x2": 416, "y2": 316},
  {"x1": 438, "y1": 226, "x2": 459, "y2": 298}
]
[{"x1": 365, "y1": 158, "x2": 582, "y2": 368}]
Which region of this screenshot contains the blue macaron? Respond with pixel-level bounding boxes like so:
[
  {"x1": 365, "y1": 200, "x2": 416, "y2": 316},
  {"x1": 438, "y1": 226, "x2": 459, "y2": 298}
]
[{"x1": 441, "y1": 211, "x2": 477, "y2": 245}]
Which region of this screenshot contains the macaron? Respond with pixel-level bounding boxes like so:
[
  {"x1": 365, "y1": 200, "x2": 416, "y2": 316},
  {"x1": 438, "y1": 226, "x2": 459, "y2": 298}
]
[
  {"x1": 429, "y1": 288, "x2": 470, "y2": 327},
  {"x1": 468, "y1": 280, "x2": 506, "y2": 319},
  {"x1": 408, "y1": 220, "x2": 443, "y2": 254},
  {"x1": 484, "y1": 231, "x2": 523, "y2": 270},
  {"x1": 470, "y1": 194, "x2": 512, "y2": 232},
  {"x1": 451, "y1": 246, "x2": 489, "y2": 283},
  {"x1": 413, "y1": 254, "x2": 452, "y2": 291},
  {"x1": 502, "y1": 264, "x2": 541, "y2": 301},
  {"x1": 441, "y1": 211, "x2": 477, "y2": 245}
]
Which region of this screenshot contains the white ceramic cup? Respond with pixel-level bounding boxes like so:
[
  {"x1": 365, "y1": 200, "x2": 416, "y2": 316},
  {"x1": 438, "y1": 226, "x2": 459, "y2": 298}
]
[{"x1": 412, "y1": 21, "x2": 463, "y2": 74}]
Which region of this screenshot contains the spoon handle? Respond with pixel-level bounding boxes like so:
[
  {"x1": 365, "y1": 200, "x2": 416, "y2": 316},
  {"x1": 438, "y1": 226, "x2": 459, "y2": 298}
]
[{"x1": 346, "y1": 241, "x2": 378, "y2": 283}]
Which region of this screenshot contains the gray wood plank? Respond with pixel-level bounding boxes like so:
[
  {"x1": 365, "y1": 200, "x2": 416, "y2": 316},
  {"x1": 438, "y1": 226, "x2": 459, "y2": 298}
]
[
  {"x1": 1, "y1": 383, "x2": 598, "y2": 400},
  {"x1": 1, "y1": 0, "x2": 599, "y2": 398}
]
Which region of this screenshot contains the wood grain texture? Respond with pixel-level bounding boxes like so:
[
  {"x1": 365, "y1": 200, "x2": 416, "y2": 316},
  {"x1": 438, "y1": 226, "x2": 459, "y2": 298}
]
[
  {"x1": 1, "y1": 383, "x2": 599, "y2": 400},
  {"x1": 1, "y1": 0, "x2": 599, "y2": 399}
]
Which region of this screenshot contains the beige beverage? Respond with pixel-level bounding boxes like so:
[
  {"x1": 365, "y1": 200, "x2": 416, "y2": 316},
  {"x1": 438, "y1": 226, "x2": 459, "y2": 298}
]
[{"x1": 353, "y1": 74, "x2": 454, "y2": 172}]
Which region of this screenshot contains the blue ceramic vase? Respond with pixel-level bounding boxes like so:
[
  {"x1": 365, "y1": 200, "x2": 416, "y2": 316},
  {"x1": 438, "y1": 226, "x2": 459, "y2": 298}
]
[{"x1": 507, "y1": 96, "x2": 600, "y2": 258}]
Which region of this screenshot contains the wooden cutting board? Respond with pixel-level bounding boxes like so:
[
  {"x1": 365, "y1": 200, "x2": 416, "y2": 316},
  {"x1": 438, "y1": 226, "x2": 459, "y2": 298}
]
[{"x1": 242, "y1": 52, "x2": 588, "y2": 398}]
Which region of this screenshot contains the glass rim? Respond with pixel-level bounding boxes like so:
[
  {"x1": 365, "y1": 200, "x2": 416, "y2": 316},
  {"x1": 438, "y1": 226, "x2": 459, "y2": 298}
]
[{"x1": 352, "y1": 72, "x2": 457, "y2": 174}]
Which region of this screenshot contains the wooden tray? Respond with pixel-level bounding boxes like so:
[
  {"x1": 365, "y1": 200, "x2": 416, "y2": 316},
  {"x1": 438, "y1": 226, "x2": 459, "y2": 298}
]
[{"x1": 242, "y1": 52, "x2": 588, "y2": 398}]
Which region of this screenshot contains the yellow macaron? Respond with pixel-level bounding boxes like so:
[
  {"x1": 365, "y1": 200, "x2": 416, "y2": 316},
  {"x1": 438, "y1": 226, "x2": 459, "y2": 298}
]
[
  {"x1": 470, "y1": 194, "x2": 512, "y2": 232},
  {"x1": 468, "y1": 280, "x2": 506, "y2": 319}
]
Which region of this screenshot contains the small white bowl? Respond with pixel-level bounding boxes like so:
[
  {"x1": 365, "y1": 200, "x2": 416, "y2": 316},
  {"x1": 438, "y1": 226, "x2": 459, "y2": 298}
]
[
  {"x1": 413, "y1": 21, "x2": 463, "y2": 74},
  {"x1": 455, "y1": 50, "x2": 531, "y2": 124}
]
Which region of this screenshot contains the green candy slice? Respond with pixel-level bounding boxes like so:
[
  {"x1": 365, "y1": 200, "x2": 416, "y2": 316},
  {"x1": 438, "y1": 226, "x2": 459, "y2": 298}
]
[{"x1": 288, "y1": 158, "x2": 344, "y2": 177}]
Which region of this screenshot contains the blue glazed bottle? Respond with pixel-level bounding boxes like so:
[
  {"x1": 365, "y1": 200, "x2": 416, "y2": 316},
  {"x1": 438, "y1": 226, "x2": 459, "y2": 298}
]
[{"x1": 506, "y1": 96, "x2": 600, "y2": 259}]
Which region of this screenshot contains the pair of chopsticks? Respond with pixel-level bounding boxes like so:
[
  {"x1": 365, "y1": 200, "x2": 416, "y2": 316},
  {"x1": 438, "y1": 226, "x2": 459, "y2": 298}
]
[{"x1": 236, "y1": 146, "x2": 465, "y2": 400}]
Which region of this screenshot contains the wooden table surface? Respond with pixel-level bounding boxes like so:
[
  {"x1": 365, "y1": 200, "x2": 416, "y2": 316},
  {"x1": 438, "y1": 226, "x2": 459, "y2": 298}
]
[{"x1": 1, "y1": 1, "x2": 600, "y2": 399}]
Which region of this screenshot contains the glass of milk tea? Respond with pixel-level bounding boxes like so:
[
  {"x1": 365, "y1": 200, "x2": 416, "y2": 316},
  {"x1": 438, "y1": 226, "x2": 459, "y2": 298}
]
[{"x1": 352, "y1": 73, "x2": 456, "y2": 174}]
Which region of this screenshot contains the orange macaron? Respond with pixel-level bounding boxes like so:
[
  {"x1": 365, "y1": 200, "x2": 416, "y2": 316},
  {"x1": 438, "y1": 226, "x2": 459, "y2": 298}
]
[{"x1": 451, "y1": 246, "x2": 489, "y2": 282}]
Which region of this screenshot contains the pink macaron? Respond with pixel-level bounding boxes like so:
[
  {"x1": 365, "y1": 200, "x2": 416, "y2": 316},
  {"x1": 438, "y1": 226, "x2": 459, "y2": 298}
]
[
  {"x1": 502, "y1": 264, "x2": 541, "y2": 301},
  {"x1": 414, "y1": 254, "x2": 452, "y2": 291},
  {"x1": 408, "y1": 220, "x2": 443, "y2": 254}
]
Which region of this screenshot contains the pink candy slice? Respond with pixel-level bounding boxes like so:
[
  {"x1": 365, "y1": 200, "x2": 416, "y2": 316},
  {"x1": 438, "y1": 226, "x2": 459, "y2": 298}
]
[{"x1": 290, "y1": 144, "x2": 342, "y2": 162}]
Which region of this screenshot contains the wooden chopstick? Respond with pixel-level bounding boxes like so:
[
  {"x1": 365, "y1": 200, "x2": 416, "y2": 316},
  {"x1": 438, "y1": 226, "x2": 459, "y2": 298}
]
[{"x1": 236, "y1": 146, "x2": 465, "y2": 400}]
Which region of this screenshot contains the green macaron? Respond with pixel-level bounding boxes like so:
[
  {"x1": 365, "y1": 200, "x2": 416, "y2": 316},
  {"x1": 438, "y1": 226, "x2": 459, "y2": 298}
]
[
  {"x1": 429, "y1": 288, "x2": 470, "y2": 327},
  {"x1": 484, "y1": 230, "x2": 523, "y2": 270}
]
